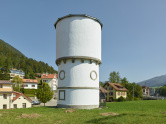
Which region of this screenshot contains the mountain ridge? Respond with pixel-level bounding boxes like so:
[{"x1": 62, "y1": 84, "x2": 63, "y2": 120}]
[{"x1": 137, "y1": 74, "x2": 166, "y2": 87}]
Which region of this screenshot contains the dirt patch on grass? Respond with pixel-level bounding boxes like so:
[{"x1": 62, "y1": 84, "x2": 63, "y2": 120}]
[
  {"x1": 16, "y1": 113, "x2": 41, "y2": 119},
  {"x1": 100, "y1": 112, "x2": 119, "y2": 116},
  {"x1": 161, "y1": 111, "x2": 166, "y2": 114},
  {"x1": 64, "y1": 109, "x2": 75, "y2": 113}
]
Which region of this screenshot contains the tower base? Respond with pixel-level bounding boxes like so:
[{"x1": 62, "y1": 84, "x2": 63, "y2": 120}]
[{"x1": 57, "y1": 104, "x2": 99, "y2": 109}]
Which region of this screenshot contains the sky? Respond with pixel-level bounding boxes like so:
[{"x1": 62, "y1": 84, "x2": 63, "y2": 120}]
[{"x1": 0, "y1": 0, "x2": 166, "y2": 83}]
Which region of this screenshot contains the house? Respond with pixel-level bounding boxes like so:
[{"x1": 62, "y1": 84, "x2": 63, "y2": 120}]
[
  {"x1": 41, "y1": 73, "x2": 58, "y2": 90},
  {"x1": 103, "y1": 82, "x2": 128, "y2": 102},
  {"x1": 0, "y1": 80, "x2": 13, "y2": 109},
  {"x1": 149, "y1": 88, "x2": 155, "y2": 96},
  {"x1": 10, "y1": 69, "x2": 25, "y2": 80},
  {"x1": 12, "y1": 91, "x2": 32, "y2": 108},
  {"x1": 100, "y1": 86, "x2": 109, "y2": 103},
  {"x1": 141, "y1": 86, "x2": 149, "y2": 96},
  {"x1": 0, "y1": 80, "x2": 32, "y2": 109},
  {"x1": 22, "y1": 79, "x2": 38, "y2": 89}
]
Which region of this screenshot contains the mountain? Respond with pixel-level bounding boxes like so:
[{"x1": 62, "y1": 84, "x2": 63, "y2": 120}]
[
  {"x1": 0, "y1": 39, "x2": 57, "y2": 79},
  {"x1": 137, "y1": 74, "x2": 166, "y2": 87}
]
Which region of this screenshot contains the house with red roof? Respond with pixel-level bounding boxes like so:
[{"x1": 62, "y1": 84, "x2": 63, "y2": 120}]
[
  {"x1": 22, "y1": 79, "x2": 38, "y2": 89},
  {"x1": 12, "y1": 91, "x2": 32, "y2": 108},
  {"x1": 103, "y1": 82, "x2": 128, "y2": 102},
  {"x1": 41, "y1": 73, "x2": 58, "y2": 90},
  {"x1": 0, "y1": 80, "x2": 32, "y2": 109}
]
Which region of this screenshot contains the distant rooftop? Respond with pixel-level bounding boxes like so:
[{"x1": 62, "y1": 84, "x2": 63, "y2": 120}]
[
  {"x1": 0, "y1": 80, "x2": 11, "y2": 84},
  {"x1": 10, "y1": 69, "x2": 25, "y2": 75}
]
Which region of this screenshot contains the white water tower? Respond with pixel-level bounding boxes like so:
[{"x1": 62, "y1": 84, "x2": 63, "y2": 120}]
[{"x1": 54, "y1": 14, "x2": 102, "y2": 109}]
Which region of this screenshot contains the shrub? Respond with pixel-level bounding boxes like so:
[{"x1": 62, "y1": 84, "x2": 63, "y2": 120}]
[{"x1": 117, "y1": 96, "x2": 126, "y2": 102}]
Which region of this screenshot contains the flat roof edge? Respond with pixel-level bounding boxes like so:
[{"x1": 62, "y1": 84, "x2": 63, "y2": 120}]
[{"x1": 54, "y1": 14, "x2": 103, "y2": 29}]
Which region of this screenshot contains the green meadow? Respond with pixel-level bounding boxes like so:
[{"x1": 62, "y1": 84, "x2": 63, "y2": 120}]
[{"x1": 0, "y1": 100, "x2": 166, "y2": 124}]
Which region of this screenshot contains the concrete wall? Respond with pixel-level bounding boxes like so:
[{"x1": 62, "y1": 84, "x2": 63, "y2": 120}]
[{"x1": 56, "y1": 16, "x2": 101, "y2": 60}]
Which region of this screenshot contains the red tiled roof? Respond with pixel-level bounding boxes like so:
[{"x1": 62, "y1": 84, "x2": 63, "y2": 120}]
[
  {"x1": 23, "y1": 79, "x2": 38, "y2": 83},
  {"x1": 41, "y1": 74, "x2": 57, "y2": 79},
  {"x1": 100, "y1": 86, "x2": 109, "y2": 93},
  {"x1": 104, "y1": 82, "x2": 128, "y2": 91},
  {"x1": 12, "y1": 91, "x2": 32, "y2": 102}
]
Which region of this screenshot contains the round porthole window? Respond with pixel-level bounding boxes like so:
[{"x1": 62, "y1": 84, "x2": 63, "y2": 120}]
[
  {"x1": 90, "y1": 71, "x2": 97, "y2": 80},
  {"x1": 59, "y1": 70, "x2": 65, "y2": 80}
]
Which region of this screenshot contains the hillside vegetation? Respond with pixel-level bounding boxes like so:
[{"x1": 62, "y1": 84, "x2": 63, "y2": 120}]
[
  {"x1": 0, "y1": 100, "x2": 166, "y2": 124},
  {"x1": 137, "y1": 74, "x2": 166, "y2": 87},
  {"x1": 0, "y1": 39, "x2": 57, "y2": 79}
]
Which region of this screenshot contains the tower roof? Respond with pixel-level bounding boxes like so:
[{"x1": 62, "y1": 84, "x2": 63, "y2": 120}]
[{"x1": 54, "y1": 14, "x2": 103, "y2": 29}]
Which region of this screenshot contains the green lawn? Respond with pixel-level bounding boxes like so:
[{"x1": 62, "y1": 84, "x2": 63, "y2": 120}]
[{"x1": 0, "y1": 100, "x2": 166, "y2": 124}]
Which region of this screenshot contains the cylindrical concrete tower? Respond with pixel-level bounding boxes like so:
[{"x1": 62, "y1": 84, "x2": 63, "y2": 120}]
[{"x1": 54, "y1": 14, "x2": 102, "y2": 109}]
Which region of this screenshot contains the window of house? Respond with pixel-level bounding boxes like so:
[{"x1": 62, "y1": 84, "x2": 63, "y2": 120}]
[
  {"x1": 32, "y1": 85, "x2": 35, "y2": 87},
  {"x1": 24, "y1": 85, "x2": 28, "y2": 87},
  {"x1": 13, "y1": 104, "x2": 17, "y2": 108},
  {"x1": 13, "y1": 95, "x2": 16, "y2": 97},
  {"x1": 22, "y1": 103, "x2": 26, "y2": 108},
  {"x1": 110, "y1": 92, "x2": 113, "y2": 96},
  {"x1": 3, "y1": 94, "x2": 7, "y2": 99},
  {"x1": 0, "y1": 84, "x2": 2, "y2": 88},
  {"x1": 59, "y1": 90, "x2": 65, "y2": 100},
  {"x1": 118, "y1": 92, "x2": 120, "y2": 96},
  {"x1": 3, "y1": 104, "x2": 7, "y2": 109},
  {"x1": 105, "y1": 87, "x2": 107, "y2": 90},
  {"x1": 109, "y1": 87, "x2": 113, "y2": 90}
]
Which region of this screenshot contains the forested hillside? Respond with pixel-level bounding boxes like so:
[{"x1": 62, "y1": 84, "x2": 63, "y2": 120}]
[{"x1": 0, "y1": 39, "x2": 57, "y2": 79}]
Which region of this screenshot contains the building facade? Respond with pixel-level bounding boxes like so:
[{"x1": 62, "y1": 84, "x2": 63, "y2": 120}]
[
  {"x1": 142, "y1": 86, "x2": 150, "y2": 96},
  {"x1": 41, "y1": 73, "x2": 58, "y2": 90},
  {"x1": 22, "y1": 79, "x2": 38, "y2": 89},
  {"x1": 103, "y1": 82, "x2": 128, "y2": 101},
  {"x1": 10, "y1": 69, "x2": 25, "y2": 80},
  {"x1": 0, "y1": 80, "x2": 32, "y2": 109}
]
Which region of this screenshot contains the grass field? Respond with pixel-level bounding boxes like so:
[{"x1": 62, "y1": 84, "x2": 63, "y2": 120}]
[{"x1": 0, "y1": 100, "x2": 166, "y2": 124}]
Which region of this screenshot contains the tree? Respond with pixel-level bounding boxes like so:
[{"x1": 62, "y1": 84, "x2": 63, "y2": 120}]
[
  {"x1": 109, "y1": 71, "x2": 121, "y2": 83},
  {"x1": 11, "y1": 75, "x2": 23, "y2": 92},
  {"x1": 159, "y1": 86, "x2": 166, "y2": 96},
  {"x1": 0, "y1": 59, "x2": 10, "y2": 80},
  {"x1": 99, "y1": 81, "x2": 104, "y2": 87},
  {"x1": 36, "y1": 82, "x2": 53, "y2": 106}
]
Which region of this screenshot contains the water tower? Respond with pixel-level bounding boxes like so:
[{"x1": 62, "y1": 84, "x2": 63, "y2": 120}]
[{"x1": 54, "y1": 14, "x2": 102, "y2": 109}]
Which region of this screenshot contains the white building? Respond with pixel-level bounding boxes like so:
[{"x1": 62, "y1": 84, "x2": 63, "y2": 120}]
[
  {"x1": 0, "y1": 80, "x2": 32, "y2": 109},
  {"x1": 54, "y1": 14, "x2": 102, "y2": 109},
  {"x1": 10, "y1": 69, "x2": 25, "y2": 80},
  {"x1": 41, "y1": 73, "x2": 58, "y2": 90},
  {"x1": 22, "y1": 79, "x2": 38, "y2": 89}
]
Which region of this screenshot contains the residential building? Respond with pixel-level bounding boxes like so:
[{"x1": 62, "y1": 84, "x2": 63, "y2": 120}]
[
  {"x1": 22, "y1": 79, "x2": 38, "y2": 89},
  {"x1": 12, "y1": 91, "x2": 32, "y2": 108},
  {"x1": 100, "y1": 86, "x2": 109, "y2": 103},
  {"x1": 0, "y1": 80, "x2": 32, "y2": 109},
  {"x1": 103, "y1": 82, "x2": 128, "y2": 102},
  {"x1": 41, "y1": 73, "x2": 58, "y2": 90},
  {"x1": 10, "y1": 69, "x2": 25, "y2": 80},
  {"x1": 149, "y1": 88, "x2": 155, "y2": 96},
  {"x1": 0, "y1": 80, "x2": 13, "y2": 109},
  {"x1": 142, "y1": 86, "x2": 149, "y2": 96}
]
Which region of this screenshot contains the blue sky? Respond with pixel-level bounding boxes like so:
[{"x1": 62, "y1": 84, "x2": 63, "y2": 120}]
[{"x1": 0, "y1": 0, "x2": 166, "y2": 83}]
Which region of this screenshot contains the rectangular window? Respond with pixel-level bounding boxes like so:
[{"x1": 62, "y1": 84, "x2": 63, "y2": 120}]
[
  {"x1": 3, "y1": 104, "x2": 7, "y2": 109},
  {"x1": 22, "y1": 103, "x2": 26, "y2": 108},
  {"x1": 110, "y1": 92, "x2": 113, "y2": 96},
  {"x1": 32, "y1": 85, "x2": 35, "y2": 87},
  {"x1": 118, "y1": 92, "x2": 120, "y2": 96},
  {"x1": 3, "y1": 94, "x2": 7, "y2": 99},
  {"x1": 24, "y1": 85, "x2": 28, "y2": 87},
  {"x1": 0, "y1": 84, "x2": 2, "y2": 88},
  {"x1": 59, "y1": 90, "x2": 65, "y2": 100},
  {"x1": 14, "y1": 104, "x2": 17, "y2": 108}
]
